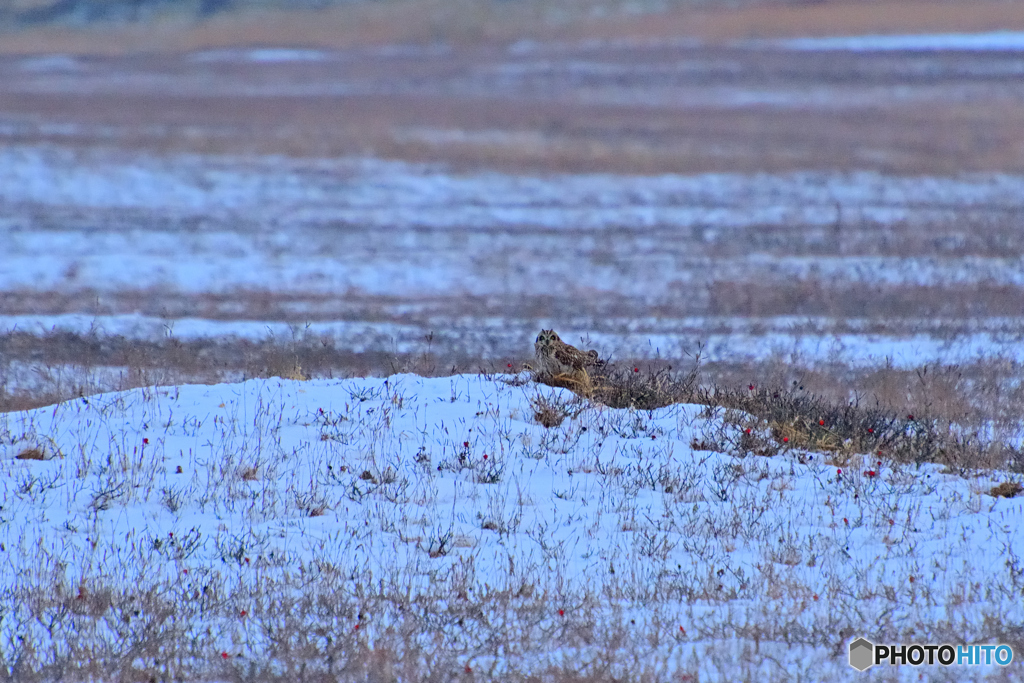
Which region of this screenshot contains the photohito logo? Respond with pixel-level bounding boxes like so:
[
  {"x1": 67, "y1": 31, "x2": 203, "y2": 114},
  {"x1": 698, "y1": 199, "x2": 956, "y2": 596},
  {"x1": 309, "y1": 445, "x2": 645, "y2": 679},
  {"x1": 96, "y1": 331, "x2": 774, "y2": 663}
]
[{"x1": 849, "y1": 638, "x2": 1013, "y2": 671}]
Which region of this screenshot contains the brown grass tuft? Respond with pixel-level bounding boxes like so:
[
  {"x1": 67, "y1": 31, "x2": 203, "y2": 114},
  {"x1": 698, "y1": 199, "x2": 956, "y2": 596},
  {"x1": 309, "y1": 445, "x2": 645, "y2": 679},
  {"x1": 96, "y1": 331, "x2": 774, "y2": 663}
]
[
  {"x1": 990, "y1": 481, "x2": 1023, "y2": 498},
  {"x1": 532, "y1": 394, "x2": 570, "y2": 428},
  {"x1": 590, "y1": 354, "x2": 702, "y2": 411}
]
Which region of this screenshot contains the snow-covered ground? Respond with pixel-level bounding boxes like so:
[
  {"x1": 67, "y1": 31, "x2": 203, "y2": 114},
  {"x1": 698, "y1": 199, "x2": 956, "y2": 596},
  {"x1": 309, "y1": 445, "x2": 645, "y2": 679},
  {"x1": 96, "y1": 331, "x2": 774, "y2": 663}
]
[
  {"x1": 3, "y1": 144, "x2": 1023, "y2": 370},
  {"x1": 1, "y1": 374, "x2": 1020, "y2": 679},
  {"x1": 777, "y1": 31, "x2": 1024, "y2": 52}
]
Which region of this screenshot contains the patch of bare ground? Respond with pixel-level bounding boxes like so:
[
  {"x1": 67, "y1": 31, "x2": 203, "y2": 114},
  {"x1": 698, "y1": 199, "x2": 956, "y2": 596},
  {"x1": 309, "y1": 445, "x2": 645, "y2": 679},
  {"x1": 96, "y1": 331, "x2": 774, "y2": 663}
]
[
  {"x1": 5, "y1": 279, "x2": 1024, "y2": 327},
  {"x1": 572, "y1": 0, "x2": 1024, "y2": 44},
  {"x1": 0, "y1": 328, "x2": 492, "y2": 411},
  {"x1": 5, "y1": 80, "x2": 1024, "y2": 176},
  {"x1": 5, "y1": 21, "x2": 1024, "y2": 175},
  {"x1": 1, "y1": 0, "x2": 1022, "y2": 56}
]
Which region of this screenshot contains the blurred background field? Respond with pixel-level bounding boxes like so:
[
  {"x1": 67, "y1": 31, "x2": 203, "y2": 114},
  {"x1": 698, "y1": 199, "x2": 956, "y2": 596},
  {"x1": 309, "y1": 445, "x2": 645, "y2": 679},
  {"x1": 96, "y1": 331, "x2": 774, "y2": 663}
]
[{"x1": 2, "y1": 0, "x2": 1024, "y2": 412}]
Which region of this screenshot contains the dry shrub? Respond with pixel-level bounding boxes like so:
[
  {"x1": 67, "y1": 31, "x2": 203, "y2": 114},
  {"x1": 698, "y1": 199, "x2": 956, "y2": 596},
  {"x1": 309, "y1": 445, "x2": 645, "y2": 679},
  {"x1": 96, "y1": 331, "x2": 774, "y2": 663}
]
[
  {"x1": 710, "y1": 382, "x2": 1023, "y2": 472},
  {"x1": 250, "y1": 351, "x2": 308, "y2": 381},
  {"x1": 990, "y1": 481, "x2": 1023, "y2": 498},
  {"x1": 590, "y1": 356, "x2": 702, "y2": 411},
  {"x1": 532, "y1": 394, "x2": 570, "y2": 428}
]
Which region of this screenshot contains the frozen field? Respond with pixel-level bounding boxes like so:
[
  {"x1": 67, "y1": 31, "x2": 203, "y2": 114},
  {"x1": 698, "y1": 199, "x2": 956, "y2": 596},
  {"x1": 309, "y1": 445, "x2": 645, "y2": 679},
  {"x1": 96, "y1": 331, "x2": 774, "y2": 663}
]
[
  {"x1": 3, "y1": 36, "x2": 1024, "y2": 392},
  {"x1": 2, "y1": 373, "x2": 1022, "y2": 680},
  {"x1": 2, "y1": 143, "x2": 1023, "y2": 375}
]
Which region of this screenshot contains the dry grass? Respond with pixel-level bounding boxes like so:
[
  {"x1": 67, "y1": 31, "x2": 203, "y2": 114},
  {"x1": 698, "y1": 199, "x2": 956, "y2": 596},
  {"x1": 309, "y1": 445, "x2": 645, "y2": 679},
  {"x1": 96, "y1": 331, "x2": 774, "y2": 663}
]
[
  {"x1": 704, "y1": 382, "x2": 1023, "y2": 472},
  {"x1": 0, "y1": 579, "x2": 701, "y2": 683},
  {"x1": 0, "y1": 328, "x2": 484, "y2": 412},
  {"x1": 990, "y1": 481, "x2": 1023, "y2": 499},
  {"x1": 532, "y1": 394, "x2": 571, "y2": 429},
  {"x1": 589, "y1": 358, "x2": 702, "y2": 411}
]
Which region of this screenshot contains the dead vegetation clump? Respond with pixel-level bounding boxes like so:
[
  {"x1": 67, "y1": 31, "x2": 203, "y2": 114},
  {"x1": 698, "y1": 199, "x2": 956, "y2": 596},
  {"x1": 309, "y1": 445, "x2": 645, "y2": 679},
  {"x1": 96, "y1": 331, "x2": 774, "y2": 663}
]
[
  {"x1": 707, "y1": 380, "x2": 1023, "y2": 472},
  {"x1": 530, "y1": 391, "x2": 593, "y2": 429},
  {"x1": 532, "y1": 394, "x2": 570, "y2": 428},
  {"x1": 589, "y1": 360, "x2": 702, "y2": 411},
  {"x1": 990, "y1": 481, "x2": 1023, "y2": 498},
  {"x1": 537, "y1": 348, "x2": 1023, "y2": 472}
]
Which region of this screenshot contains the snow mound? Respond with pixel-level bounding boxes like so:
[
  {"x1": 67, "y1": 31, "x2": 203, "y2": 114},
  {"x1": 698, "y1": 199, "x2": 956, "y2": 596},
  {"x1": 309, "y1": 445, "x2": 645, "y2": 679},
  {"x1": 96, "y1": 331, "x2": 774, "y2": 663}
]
[{"x1": 1, "y1": 374, "x2": 1020, "y2": 679}]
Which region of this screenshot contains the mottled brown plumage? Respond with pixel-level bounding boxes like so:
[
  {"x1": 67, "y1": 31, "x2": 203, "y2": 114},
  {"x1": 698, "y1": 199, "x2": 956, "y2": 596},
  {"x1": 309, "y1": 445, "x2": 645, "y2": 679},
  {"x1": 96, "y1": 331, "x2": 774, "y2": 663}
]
[{"x1": 534, "y1": 329, "x2": 602, "y2": 378}]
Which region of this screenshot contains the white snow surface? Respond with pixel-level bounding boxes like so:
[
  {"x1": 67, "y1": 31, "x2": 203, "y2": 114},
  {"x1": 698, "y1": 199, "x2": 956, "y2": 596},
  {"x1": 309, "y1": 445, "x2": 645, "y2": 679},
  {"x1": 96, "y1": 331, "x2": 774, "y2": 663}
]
[
  {"x1": 1, "y1": 374, "x2": 1021, "y2": 678},
  {"x1": 777, "y1": 31, "x2": 1024, "y2": 52}
]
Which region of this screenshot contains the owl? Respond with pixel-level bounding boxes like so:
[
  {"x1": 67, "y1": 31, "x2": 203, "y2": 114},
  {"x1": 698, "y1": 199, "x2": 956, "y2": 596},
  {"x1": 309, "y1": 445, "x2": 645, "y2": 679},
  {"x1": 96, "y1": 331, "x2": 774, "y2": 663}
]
[{"x1": 534, "y1": 329, "x2": 602, "y2": 379}]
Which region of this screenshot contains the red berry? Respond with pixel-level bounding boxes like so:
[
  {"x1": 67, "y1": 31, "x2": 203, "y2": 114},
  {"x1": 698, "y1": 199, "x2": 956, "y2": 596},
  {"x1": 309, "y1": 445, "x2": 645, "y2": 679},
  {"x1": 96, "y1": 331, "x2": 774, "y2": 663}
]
[{"x1": 819, "y1": 420, "x2": 824, "y2": 425}]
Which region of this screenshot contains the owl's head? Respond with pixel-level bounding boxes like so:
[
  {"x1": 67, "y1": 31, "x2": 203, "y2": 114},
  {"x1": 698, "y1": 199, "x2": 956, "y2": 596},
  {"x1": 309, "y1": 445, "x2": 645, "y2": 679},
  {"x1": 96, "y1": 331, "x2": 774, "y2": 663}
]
[{"x1": 535, "y1": 329, "x2": 561, "y2": 346}]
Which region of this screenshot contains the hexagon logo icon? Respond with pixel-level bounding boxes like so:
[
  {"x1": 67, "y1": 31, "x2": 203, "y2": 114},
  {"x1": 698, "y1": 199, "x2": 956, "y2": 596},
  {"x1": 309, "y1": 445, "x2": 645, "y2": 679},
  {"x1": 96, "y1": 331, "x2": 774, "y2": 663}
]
[{"x1": 849, "y1": 638, "x2": 875, "y2": 671}]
